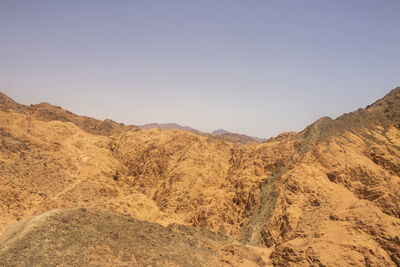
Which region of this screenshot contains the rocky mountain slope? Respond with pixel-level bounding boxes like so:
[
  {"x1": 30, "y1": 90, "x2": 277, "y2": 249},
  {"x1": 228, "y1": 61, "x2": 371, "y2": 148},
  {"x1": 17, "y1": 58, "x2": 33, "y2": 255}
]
[
  {"x1": 138, "y1": 122, "x2": 204, "y2": 135},
  {"x1": 0, "y1": 88, "x2": 400, "y2": 266},
  {"x1": 0, "y1": 208, "x2": 271, "y2": 266},
  {"x1": 138, "y1": 123, "x2": 264, "y2": 144},
  {"x1": 212, "y1": 129, "x2": 266, "y2": 143}
]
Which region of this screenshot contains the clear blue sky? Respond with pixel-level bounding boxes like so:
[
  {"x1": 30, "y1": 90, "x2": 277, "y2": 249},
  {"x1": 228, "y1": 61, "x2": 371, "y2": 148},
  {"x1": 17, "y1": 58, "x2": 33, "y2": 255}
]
[{"x1": 1, "y1": 1, "x2": 399, "y2": 137}]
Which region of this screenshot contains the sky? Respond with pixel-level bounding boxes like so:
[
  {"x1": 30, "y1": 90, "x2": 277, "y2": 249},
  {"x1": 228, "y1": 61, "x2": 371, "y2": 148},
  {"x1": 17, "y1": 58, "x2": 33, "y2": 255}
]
[{"x1": 1, "y1": 1, "x2": 399, "y2": 138}]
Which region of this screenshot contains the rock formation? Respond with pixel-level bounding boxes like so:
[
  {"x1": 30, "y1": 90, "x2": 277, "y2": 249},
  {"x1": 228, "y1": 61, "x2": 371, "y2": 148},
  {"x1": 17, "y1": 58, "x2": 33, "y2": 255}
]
[{"x1": 0, "y1": 88, "x2": 399, "y2": 266}]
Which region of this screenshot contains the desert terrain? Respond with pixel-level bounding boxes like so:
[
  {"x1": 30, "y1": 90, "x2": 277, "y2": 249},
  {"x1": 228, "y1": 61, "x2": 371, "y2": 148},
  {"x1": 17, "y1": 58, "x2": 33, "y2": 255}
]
[{"x1": 0, "y1": 88, "x2": 400, "y2": 266}]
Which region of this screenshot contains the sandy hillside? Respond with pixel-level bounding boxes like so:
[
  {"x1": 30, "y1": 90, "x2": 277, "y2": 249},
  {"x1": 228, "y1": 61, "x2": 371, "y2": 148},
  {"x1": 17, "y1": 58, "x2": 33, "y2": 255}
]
[{"x1": 0, "y1": 88, "x2": 400, "y2": 266}]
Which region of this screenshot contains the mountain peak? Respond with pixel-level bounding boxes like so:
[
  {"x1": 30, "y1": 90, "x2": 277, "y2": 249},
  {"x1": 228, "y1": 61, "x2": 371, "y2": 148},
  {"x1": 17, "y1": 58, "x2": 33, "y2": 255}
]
[
  {"x1": 138, "y1": 123, "x2": 203, "y2": 135},
  {"x1": 212, "y1": 129, "x2": 229, "y2": 135}
]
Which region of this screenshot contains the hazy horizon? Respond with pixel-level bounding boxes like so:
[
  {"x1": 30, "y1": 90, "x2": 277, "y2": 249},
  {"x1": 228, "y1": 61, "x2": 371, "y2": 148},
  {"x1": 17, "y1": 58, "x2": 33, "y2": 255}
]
[{"x1": 1, "y1": 1, "x2": 399, "y2": 138}]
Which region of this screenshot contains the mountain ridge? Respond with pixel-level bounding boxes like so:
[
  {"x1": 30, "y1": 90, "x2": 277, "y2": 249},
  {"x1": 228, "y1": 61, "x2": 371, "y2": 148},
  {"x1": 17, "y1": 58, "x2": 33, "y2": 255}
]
[
  {"x1": 0, "y1": 92, "x2": 267, "y2": 144},
  {"x1": 0, "y1": 87, "x2": 400, "y2": 266},
  {"x1": 139, "y1": 123, "x2": 267, "y2": 144},
  {"x1": 138, "y1": 122, "x2": 204, "y2": 135}
]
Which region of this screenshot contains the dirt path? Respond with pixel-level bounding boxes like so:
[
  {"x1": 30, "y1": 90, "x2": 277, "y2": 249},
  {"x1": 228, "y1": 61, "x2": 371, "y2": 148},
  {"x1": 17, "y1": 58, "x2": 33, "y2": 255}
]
[{"x1": 53, "y1": 178, "x2": 81, "y2": 199}]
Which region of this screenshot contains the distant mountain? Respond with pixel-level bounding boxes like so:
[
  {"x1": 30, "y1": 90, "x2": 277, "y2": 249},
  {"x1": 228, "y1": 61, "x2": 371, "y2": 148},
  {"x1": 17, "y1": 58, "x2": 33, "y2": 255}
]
[
  {"x1": 139, "y1": 125, "x2": 266, "y2": 144},
  {"x1": 212, "y1": 129, "x2": 230, "y2": 135},
  {"x1": 137, "y1": 123, "x2": 203, "y2": 135},
  {"x1": 213, "y1": 129, "x2": 266, "y2": 144}
]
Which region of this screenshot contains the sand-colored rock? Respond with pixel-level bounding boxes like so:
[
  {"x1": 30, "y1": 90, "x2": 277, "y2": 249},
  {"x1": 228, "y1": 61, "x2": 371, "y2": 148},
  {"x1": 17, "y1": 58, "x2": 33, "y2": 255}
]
[{"x1": 0, "y1": 88, "x2": 400, "y2": 266}]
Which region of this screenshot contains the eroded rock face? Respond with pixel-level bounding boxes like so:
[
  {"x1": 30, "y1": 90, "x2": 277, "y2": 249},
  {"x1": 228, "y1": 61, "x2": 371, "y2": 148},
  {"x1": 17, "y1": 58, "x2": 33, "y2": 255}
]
[
  {"x1": 1, "y1": 87, "x2": 400, "y2": 266},
  {"x1": 261, "y1": 88, "x2": 400, "y2": 266}
]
